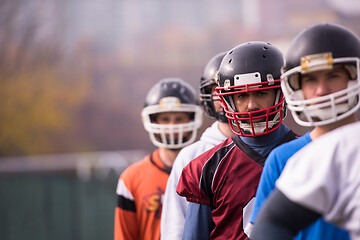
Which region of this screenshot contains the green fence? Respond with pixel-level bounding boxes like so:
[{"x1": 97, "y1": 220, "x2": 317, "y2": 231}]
[{"x1": 0, "y1": 173, "x2": 118, "y2": 240}]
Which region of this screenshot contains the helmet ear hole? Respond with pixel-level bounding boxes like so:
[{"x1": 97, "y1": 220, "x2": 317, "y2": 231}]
[
  {"x1": 149, "y1": 114, "x2": 158, "y2": 123},
  {"x1": 344, "y1": 65, "x2": 357, "y2": 80},
  {"x1": 288, "y1": 74, "x2": 301, "y2": 90},
  {"x1": 189, "y1": 112, "x2": 195, "y2": 121}
]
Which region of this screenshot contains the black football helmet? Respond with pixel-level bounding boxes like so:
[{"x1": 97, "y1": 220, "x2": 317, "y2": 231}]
[
  {"x1": 215, "y1": 41, "x2": 286, "y2": 137},
  {"x1": 282, "y1": 23, "x2": 360, "y2": 127},
  {"x1": 199, "y1": 52, "x2": 227, "y2": 122},
  {"x1": 142, "y1": 78, "x2": 203, "y2": 149}
]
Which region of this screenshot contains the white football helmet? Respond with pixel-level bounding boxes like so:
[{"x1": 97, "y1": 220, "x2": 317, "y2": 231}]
[
  {"x1": 281, "y1": 23, "x2": 360, "y2": 127},
  {"x1": 141, "y1": 78, "x2": 203, "y2": 149}
]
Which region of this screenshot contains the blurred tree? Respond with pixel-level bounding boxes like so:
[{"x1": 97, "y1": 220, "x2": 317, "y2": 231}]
[
  {"x1": 0, "y1": 63, "x2": 90, "y2": 156},
  {"x1": 0, "y1": 0, "x2": 92, "y2": 156}
]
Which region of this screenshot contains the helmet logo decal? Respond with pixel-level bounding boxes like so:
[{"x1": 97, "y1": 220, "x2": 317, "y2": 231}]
[
  {"x1": 300, "y1": 52, "x2": 334, "y2": 74},
  {"x1": 159, "y1": 97, "x2": 181, "y2": 108}
]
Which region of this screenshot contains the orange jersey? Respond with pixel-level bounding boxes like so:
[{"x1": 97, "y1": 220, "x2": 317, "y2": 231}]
[{"x1": 114, "y1": 149, "x2": 171, "y2": 240}]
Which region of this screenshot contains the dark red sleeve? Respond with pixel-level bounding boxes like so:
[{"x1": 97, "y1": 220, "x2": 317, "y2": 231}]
[{"x1": 176, "y1": 153, "x2": 211, "y2": 205}]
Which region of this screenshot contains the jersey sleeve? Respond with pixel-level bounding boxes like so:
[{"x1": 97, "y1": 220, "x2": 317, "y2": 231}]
[
  {"x1": 176, "y1": 156, "x2": 211, "y2": 205},
  {"x1": 276, "y1": 127, "x2": 360, "y2": 233},
  {"x1": 161, "y1": 158, "x2": 188, "y2": 239},
  {"x1": 114, "y1": 206, "x2": 138, "y2": 240},
  {"x1": 250, "y1": 149, "x2": 282, "y2": 223},
  {"x1": 251, "y1": 134, "x2": 311, "y2": 224},
  {"x1": 276, "y1": 141, "x2": 338, "y2": 215},
  {"x1": 114, "y1": 175, "x2": 139, "y2": 240},
  {"x1": 177, "y1": 139, "x2": 234, "y2": 206},
  {"x1": 251, "y1": 188, "x2": 321, "y2": 240},
  {"x1": 182, "y1": 202, "x2": 212, "y2": 240}
]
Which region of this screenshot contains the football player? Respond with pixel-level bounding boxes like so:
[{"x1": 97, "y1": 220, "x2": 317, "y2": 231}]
[
  {"x1": 252, "y1": 121, "x2": 360, "y2": 240},
  {"x1": 114, "y1": 78, "x2": 203, "y2": 240},
  {"x1": 251, "y1": 22, "x2": 360, "y2": 239},
  {"x1": 161, "y1": 52, "x2": 235, "y2": 240},
  {"x1": 176, "y1": 41, "x2": 298, "y2": 239}
]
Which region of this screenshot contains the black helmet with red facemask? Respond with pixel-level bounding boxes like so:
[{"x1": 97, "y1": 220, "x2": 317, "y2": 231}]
[
  {"x1": 215, "y1": 41, "x2": 286, "y2": 137},
  {"x1": 199, "y1": 52, "x2": 228, "y2": 122}
]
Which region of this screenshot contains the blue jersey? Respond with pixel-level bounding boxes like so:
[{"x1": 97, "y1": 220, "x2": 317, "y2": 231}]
[{"x1": 251, "y1": 131, "x2": 350, "y2": 240}]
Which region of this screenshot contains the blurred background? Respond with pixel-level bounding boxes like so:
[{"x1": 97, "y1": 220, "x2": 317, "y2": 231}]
[{"x1": 0, "y1": 0, "x2": 359, "y2": 239}]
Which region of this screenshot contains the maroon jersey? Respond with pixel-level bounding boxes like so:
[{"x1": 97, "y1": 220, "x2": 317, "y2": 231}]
[{"x1": 177, "y1": 132, "x2": 297, "y2": 239}]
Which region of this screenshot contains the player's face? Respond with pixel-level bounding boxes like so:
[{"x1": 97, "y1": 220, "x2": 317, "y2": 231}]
[
  {"x1": 155, "y1": 112, "x2": 191, "y2": 125},
  {"x1": 154, "y1": 111, "x2": 192, "y2": 141},
  {"x1": 301, "y1": 66, "x2": 350, "y2": 101},
  {"x1": 232, "y1": 89, "x2": 276, "y2": 122}
]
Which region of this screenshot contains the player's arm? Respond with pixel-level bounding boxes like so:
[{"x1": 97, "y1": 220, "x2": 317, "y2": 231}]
[
  {"x1": 182, "y1": 202, "x2": 213, "y2": 240},
  {"x1": 250, "y1": 151, "x2": 280, "y2": 223},
  {"x1": 161, "y1": 166, "x2": 188, "y2": 240},
  {"x1": 251, "y1": 188, "x2": 321, "y2": 240},
  {"x1": 114, "y1": 179, "x2": 139, "y2": 240}
]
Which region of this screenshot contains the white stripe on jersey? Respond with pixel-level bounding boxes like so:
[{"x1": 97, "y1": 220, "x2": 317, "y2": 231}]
[{"x1": 116, "y1": 179, "x2": 134, "y2": 200}]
